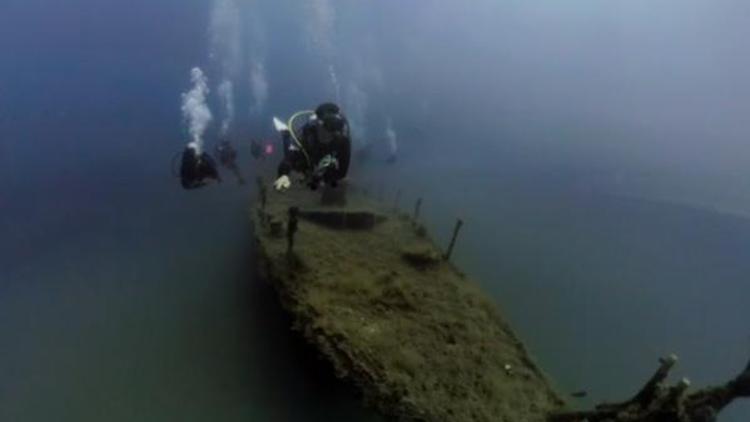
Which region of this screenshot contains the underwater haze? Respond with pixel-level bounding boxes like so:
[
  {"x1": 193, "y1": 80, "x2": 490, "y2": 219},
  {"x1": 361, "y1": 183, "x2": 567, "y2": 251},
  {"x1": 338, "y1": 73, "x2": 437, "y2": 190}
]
[{"x1": 1, "y1": 0, "x2": 749, "y2": 421}]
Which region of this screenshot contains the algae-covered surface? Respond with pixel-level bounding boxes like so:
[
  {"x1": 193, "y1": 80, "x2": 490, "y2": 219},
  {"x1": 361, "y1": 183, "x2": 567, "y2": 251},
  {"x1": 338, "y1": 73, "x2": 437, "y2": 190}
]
[{"x1": 251, "y1": 181, "x2": 566, "y2": 421}]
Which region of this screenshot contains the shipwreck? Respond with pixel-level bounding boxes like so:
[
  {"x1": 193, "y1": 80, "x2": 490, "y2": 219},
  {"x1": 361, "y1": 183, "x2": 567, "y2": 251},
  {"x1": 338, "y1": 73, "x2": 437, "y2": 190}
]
[{"x1": 251, "y1": 177, "x2": 748, "y2": 421}]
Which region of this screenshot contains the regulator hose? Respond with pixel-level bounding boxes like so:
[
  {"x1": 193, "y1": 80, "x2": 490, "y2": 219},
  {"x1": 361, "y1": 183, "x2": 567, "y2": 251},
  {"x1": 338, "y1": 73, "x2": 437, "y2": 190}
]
[{"x1": 286, "y1": 110, "x2": 315, "y2": 169}]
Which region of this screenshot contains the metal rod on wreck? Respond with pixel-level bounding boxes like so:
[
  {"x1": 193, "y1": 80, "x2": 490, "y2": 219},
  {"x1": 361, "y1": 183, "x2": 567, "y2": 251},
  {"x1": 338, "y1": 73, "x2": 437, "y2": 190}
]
[
  {"x1": 394, "y1": 189, "x2": 401, "y2": 211},
  {"x1": 256, "y1": 177, "x2": 267, "y2": 210},
  {"x1": 413, "y1": 198, "x2": 423, "y2": 221},
  {"x1": 444, "y1": 218, "x2": 464, "y2": 261},
  {"x1": 287, "y1": 207, "x2": 299, "y2": 256}
]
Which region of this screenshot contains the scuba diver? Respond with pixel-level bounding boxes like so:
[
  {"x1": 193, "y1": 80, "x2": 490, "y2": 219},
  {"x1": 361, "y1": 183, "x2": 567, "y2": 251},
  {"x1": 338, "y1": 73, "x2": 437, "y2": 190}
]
[
  {"x1": 179, "y1": 143, "x2": 221, "y2": 189},
  {"x1": 250, "y1": 139, "x2": 264, "y2": 161},
  {"x1": 273, "y1": 102, "x2": 351, "y2": 192},
  {"x1": 215, "y1": 140, "x2": 246, "y2": 185}
]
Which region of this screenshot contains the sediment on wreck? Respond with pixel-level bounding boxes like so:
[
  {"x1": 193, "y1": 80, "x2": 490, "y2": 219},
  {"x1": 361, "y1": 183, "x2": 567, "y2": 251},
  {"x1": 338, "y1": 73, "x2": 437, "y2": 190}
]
[
  {"x1": 251, "y1": 181, "x2": 565, "y2": 421},
  {"x1": 250, "y1": 179, "x2": 748, "y2": 422}
]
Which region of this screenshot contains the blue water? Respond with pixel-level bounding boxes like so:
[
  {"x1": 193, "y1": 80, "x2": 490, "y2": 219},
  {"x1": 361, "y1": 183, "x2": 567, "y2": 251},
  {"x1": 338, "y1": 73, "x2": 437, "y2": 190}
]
[
  {"x1": 374, "y1": 154, "x2": 750, "y2": 421},
  {"x1": 1, "y1": 155, "x2": 382, "y2": 421}
]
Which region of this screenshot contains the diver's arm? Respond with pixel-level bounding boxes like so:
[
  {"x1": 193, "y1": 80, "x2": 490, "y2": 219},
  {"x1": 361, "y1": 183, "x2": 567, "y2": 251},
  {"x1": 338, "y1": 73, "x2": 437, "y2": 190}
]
[
  {"x1": 332, "y1": 134, "x2": 351, "y2": 179},
  {"x1": 281, "y1": 130, "x2": 292, "y2": 153},
  {"x1": 273, "y1": 130, "x2": 295, "y2": 191},
  {"x1": 278, "y1": 128, "x2": 300, "y2": 176},
  {"x1": 277, "y1": 152, "x2": 295, "y2": 176},
  {"x1": 275, "y1": 153, "x2": 295, "y2": 191}
]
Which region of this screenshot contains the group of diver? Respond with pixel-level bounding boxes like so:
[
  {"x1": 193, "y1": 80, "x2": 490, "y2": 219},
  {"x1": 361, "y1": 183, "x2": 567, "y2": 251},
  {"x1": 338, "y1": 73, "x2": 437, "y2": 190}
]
[
  {"x1": 179, "y1": 102, "x2": 353, "y2": 193},
  {"x1": 178, "y1": 139, "x2": 244, "y2": 189}
]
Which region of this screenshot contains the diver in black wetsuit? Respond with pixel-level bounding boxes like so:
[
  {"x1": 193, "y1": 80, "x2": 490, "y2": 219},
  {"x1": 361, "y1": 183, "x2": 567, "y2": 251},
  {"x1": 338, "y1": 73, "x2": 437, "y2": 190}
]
[
  {"x1": 274, "y1": 103, "x2": 351, "y2": 191},
  {"x1": 250, "y1": 139, "x2": 264, "y2": 161},
  {"x1": 180, "y1": 144, "x2": 221, "y2": 189},
  {"x1": 216, "y1": 140, "x2": 237, "y2": 166},
  {"x1": 215, "y1": 140, "x2": 245, "y2": 185}
]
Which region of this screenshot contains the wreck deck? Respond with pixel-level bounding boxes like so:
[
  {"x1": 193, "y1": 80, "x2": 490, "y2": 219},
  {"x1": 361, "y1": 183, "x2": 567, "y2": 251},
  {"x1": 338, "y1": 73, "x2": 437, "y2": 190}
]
[{"x1": 251, "y1": 180, "x2": 565, "y2": 421}]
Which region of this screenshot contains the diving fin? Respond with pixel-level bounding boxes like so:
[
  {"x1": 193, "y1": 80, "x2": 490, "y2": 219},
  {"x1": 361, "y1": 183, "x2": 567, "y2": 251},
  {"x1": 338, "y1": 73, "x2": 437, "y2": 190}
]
[{"x1": 273, "y1": 117, "x2": 289, "y2": 132}]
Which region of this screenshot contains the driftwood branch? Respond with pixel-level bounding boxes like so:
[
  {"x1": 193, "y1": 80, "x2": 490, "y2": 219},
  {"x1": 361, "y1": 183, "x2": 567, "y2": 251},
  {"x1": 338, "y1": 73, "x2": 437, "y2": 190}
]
[{"x1": 550, "y1": 355, "x2": 750, "y2": 422}]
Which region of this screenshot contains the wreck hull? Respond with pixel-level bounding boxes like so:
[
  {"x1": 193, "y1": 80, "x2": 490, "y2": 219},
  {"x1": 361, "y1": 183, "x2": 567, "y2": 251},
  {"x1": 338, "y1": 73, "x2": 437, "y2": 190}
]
[{"x1": 251, "y1": 181, "x2": 566, "y2": 421}]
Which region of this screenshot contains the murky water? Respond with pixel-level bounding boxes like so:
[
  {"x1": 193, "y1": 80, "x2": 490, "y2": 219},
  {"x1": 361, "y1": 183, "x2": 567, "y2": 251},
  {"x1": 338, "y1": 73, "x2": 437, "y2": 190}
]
[
  {"x1": 374, "y1": 158, "x2": 750, "y2": 421},
  {"x1": 0, "y1": 163, "x2": 381, "y2": 421}
]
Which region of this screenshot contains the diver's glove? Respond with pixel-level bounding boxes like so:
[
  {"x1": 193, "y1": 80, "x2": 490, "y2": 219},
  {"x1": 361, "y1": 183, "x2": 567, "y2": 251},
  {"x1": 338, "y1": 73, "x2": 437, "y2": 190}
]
[{"x1": 274, "y1": 175, "x2": 291, "y2": 192}]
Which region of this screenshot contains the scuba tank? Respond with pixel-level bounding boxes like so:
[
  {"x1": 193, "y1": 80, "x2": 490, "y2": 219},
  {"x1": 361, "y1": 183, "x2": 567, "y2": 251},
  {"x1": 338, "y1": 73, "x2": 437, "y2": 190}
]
[{"x1": 178, "y1": 145, "x2": 221, "y2": 190}]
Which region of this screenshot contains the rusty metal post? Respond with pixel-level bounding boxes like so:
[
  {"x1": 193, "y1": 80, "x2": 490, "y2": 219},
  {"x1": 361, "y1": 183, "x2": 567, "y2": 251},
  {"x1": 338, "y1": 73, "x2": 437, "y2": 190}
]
[
  {"x1": 413, "y1": 198, "x2": 423, "y2": 221},
  {"x1": 256, "y1": 177, "x2": 267, "y2": 210},
  {"x1": 444, "y1": 218, "x2": 464, "y2": 260},
  {"x1": 287, "y1": 207, "x2": 299, "y2": 255}
]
